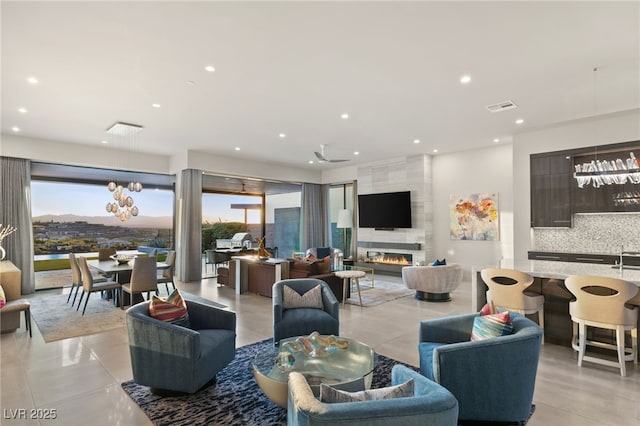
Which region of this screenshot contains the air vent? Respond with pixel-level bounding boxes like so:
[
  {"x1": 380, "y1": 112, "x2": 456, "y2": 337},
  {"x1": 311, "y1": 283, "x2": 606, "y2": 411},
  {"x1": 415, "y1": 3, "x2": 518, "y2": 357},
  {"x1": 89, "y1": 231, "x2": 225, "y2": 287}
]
[
  {"x1": 485, "y1": 101, "x2": 518, "y2": 113},
  {"x1": 106, "y1": 122, "x2": 143, "y2": 136}
]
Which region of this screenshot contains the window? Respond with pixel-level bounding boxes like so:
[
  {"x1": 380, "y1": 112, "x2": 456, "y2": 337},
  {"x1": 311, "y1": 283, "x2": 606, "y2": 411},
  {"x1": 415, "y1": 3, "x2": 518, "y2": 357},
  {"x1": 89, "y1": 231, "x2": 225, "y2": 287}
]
[{"x1": 32, "y1": 180, "x2": 174, "y2": 255}]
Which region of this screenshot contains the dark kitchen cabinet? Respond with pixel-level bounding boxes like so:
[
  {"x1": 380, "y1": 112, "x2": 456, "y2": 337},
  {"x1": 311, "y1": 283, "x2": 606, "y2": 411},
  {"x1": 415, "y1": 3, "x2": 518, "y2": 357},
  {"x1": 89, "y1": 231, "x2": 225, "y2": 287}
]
[{"x1": 530, "y1": 151, "x2": 573, "y2": 227}]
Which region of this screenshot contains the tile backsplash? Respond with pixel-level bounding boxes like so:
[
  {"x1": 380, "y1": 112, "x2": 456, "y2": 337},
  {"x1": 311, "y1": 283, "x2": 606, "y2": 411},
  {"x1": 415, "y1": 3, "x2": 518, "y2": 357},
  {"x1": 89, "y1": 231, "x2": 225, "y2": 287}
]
[{"x1": 532, "y1": 213, "x2": 640, "y2": 254}]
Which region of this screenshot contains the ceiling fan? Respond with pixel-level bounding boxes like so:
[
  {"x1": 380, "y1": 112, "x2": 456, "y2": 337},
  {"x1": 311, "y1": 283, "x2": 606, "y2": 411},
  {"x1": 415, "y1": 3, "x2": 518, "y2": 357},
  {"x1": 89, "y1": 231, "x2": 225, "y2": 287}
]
[{"x1": 314, "y1": 144, "x2": 349, "y2": 163}]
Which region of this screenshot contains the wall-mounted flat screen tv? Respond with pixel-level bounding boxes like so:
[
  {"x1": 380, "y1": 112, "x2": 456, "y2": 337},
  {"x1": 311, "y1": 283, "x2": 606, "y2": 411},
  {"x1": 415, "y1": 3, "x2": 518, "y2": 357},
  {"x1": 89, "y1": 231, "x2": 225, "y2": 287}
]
[{"x1": 358, "y1": 191, "x2": 412, "y2": 229}]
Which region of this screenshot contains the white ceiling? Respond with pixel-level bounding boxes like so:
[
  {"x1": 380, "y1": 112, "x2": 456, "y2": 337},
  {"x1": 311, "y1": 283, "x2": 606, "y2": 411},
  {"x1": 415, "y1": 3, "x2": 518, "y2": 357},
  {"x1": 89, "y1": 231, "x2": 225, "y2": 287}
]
[{"x1": 2, "y1": 1, "x2": 639, "y2": 170}]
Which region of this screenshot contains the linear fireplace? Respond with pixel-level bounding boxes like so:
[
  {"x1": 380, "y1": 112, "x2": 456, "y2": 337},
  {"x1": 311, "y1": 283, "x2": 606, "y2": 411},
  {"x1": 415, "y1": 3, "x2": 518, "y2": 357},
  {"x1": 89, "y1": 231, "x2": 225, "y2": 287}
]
[{"x1": 366, "y1": 251, "x2": 412, "y2": 265}]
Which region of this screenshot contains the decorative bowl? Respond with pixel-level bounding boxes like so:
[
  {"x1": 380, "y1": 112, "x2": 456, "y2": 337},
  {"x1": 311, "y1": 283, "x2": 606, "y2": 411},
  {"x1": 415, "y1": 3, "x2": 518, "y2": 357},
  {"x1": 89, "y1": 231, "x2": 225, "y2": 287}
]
[{"x1": 111, "y1": 254, "x2": 134, "y2": 264}]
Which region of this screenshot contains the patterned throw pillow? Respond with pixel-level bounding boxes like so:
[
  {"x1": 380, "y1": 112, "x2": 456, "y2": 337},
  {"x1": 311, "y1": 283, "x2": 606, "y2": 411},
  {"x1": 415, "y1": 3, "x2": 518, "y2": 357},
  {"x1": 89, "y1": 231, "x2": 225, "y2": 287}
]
[
  {"x1": 320, "y1": 379, "x2": 414, "y2": 403},
  {"x1": 470, "y1": 311, "x2": 513, "y2": 341},
  {"x1": 282, "y1": 284, "x2": 324, "y2": 310},
  {"x1": 479, "y1": 301, "x2": 497, "y2": 316},
  {"x1": 431, "y1": 258, "x2": 447, "y2": 266},
  {"x1": 0, "y1": 284, "x2": 5, "y2": 309},
  {"x1": 149, "y1": 289, "x2": 190, "y2": 327}
]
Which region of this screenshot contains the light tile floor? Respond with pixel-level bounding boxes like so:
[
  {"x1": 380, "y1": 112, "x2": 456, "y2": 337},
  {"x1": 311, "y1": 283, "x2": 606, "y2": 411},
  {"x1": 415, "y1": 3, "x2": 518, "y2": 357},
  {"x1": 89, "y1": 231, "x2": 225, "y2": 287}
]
[{"x1": 2, "y1": 274, "x2": 639, "y2": 425}]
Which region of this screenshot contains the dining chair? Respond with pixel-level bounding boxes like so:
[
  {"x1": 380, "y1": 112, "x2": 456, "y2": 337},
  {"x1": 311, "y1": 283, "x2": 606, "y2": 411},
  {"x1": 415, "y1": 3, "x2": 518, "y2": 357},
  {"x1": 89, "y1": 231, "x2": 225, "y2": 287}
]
[
  {"x1": 121, "y1": 256, "x2": 159, "y2": 309},
  {"x1": 76, "y1": 256, "x2": 122, "y2": 315},
  {"x1": 480, "y1": 268, "x2": 545, "y2": 342},
  {"x1": 565, "y1": 275, "x2": 638, "y2": 377},
  {"x1": 68, "y1": 253, "x2": 107, "y2": 306},
  {"x1": 98, "y1": 247, "x2": 117, "y2": 261},
  {"x1": 157, "y1": 250, "x2": 176, "y2": 294}
]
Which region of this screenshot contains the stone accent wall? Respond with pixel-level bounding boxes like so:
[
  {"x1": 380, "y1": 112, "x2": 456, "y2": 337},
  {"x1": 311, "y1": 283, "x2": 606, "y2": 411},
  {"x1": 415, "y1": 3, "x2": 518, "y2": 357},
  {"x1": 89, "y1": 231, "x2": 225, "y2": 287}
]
[
  {"x1": 532, "y1": 213, "x2": 640, "y2": 254},
  {"x1": 356, "y1": 155, "x2": 432, "y2": 264}
]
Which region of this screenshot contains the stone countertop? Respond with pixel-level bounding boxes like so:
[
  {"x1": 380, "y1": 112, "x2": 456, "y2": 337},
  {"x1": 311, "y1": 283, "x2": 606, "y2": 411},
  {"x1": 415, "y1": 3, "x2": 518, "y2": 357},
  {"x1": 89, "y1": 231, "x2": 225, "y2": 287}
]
[
  {"x1": 471, "y1": 258, "x2": 640, "y2": 310},
  {"x1": 475, "y1": 259, "x2": 640, "y2": 285}
]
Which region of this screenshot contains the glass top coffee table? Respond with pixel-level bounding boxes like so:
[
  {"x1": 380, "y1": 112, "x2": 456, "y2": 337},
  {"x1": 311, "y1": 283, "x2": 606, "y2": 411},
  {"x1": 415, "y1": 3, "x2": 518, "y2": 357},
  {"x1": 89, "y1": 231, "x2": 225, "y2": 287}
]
[{"x1": 253, "y1": 335, "x2": 376, "y2": 408}]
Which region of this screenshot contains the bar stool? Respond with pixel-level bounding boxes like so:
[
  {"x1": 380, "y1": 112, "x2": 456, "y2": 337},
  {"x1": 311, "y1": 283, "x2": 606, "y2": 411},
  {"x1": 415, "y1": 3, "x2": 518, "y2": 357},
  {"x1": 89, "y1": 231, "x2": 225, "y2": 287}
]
[
  {"x1": 480, "y1": 268, "x2": 545, "y2": 342},
  {"x1": 334, "y1": 270, "x2": 365, "y2": 307},
  {"x1": 565, "y1": 275, "x2": 638, "y2": 377}
]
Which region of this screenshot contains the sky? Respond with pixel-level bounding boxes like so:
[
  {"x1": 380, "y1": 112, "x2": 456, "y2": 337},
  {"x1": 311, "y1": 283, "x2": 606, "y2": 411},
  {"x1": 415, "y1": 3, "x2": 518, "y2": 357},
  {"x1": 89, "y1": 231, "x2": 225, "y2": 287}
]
[{"x1": 31, "y1": 181, "x2": 262, "y2": 223}]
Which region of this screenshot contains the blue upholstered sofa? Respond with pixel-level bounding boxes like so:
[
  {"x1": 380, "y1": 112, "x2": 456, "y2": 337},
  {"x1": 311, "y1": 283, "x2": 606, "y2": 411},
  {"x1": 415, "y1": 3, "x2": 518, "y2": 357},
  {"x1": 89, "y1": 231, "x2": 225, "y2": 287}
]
[
  {"x1": 126, "y1": 299, "x2": 236, "y2": 394},
  {"x1": 273, "y1": 278, "x2": 339, "y2": 344},
  {"x1": 419, "y1": 312, "x2": 543, "y2": 424},
  {"x1": 287, "y1": 364, "x2": 459, "y2": 426}
]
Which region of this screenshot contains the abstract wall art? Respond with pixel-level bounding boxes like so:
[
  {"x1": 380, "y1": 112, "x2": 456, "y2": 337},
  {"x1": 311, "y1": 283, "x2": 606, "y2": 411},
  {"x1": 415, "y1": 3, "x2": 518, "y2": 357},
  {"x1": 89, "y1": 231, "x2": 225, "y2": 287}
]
[{"x1": 450, "y1": 193, "x2": 499, "y2": 240}]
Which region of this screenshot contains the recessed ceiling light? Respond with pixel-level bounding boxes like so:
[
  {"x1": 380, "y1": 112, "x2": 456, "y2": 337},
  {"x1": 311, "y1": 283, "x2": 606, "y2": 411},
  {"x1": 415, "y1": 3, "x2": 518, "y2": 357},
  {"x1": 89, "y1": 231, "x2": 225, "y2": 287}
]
[
  {"x1": 152, "y1": 103, "x2": 161, "y2": 108},
  {"x1": 100, "y1": 140, "x2": 108, "y2": 144},
  {"x1": 308, "y1": 160, "x2": 314, "y2": 164},
  {"x1": 515, "y1": 119, "x2": 524, "y2": 124},
  {"x1": 433, "y1": 149, "x2": 438, "y2": 153},
  {"x1": 354, "y1": 151, "x2": 360, "y2": 155},
  {"x1": 493, "y1": 138, "x2": 500, "y2": 143},
  {"x1": 341, "y1": 113, "x2": 349, "y2": 120},
  {"x1": 18, "y1": 107, "x2": 28, "y2": 114},
  {"x1": 279, "y1": 133, "x2": 286, "y2": 138},
  {"x1": 460, "y1": 75, "x2": 471, "y2": 84},
  {"x1": 413, "y1": 139, "x2": 420, "y2": 144},
  {"x1": 11, "y1": 126, "x2": 20, "y2": 132},
  {"x1": 27, "y1": 77, "x2": 39, "y2": 84},
  {"x1": 234, "y1": 147, "x2": 240, "y2": 151},
  {"x1": 205, "y1": 65, "x2": 215, "y2": 72}
]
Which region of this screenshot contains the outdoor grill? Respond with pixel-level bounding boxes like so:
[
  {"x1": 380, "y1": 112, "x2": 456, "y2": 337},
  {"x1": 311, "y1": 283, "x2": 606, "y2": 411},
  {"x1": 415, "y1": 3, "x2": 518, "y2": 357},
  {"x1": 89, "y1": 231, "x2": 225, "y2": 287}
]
[{"x1": 217, "y1": 232, "x2": 254, "y2": 249}]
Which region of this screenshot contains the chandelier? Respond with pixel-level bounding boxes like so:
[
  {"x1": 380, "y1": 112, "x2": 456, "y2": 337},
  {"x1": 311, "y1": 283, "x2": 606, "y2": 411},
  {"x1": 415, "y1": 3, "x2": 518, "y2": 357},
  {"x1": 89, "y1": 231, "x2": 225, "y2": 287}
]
[
  {"x1": 574, "y1": 152, "x2": 640, "y2": 188},
  {"x1": 105, "y1": 122, "x2": 143, "y2": 222}
]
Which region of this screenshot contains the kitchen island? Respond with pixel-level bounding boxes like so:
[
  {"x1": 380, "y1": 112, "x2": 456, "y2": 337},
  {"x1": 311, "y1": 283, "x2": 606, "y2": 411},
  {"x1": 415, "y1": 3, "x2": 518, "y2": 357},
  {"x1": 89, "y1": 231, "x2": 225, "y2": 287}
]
[{"x1": 472, "y1": 259, "x2": 640, "y2": 345}]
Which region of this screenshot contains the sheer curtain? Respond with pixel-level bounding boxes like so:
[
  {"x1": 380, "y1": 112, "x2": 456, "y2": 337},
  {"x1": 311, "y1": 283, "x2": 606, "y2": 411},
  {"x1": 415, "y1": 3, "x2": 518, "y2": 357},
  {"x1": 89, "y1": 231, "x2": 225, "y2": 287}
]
[
  {"x1": 0, "y1": 157, "x2": 35, "y2": 294},
  {"x1": 176, "y1": 169, "x2": 202, "y2": 282},
  {"x1": 301, "y1": 183, "x2": 329, "y2": 249}
]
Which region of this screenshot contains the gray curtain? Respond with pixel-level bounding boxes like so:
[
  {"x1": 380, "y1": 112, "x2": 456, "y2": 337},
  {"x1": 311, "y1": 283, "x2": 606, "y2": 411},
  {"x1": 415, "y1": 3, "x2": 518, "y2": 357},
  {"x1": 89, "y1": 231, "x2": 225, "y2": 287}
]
[
  {"x1": 350, "y1": 179, "x2": 358, "y2": 259},
  {"x1": 0, "y1": 157, "x2": 35, "y2": 294},
  {"x1": 301, "y1": 183, "x2": 329, "y2": 249},
  {"x1": 177, "y1": 169, "x2": 202, "y2": 282}
]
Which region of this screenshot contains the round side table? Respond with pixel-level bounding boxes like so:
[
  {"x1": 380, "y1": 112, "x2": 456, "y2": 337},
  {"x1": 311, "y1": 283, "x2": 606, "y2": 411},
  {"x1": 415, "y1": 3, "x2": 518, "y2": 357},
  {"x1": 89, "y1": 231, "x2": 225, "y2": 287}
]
[{"x1": 334, "y1": 270, "x2": 365, "y2": 307}]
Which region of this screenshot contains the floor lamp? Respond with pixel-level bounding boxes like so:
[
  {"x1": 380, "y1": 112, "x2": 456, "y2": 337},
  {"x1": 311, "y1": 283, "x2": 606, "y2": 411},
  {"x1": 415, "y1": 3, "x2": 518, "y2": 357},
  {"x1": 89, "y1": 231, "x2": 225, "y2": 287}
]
[{"x1": 337, "y1": 209, "x2": 353, "y2": 259}]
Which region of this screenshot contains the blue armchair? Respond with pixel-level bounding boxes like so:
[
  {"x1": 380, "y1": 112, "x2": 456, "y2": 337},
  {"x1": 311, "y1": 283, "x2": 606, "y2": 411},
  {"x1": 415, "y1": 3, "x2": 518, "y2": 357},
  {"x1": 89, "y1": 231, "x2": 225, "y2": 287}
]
[
  {"x1": 287, "y1": 364, "x2": 459, "y2": 426},
  {"x1": 273, "y1": 279, "x2": 339, "y2": 344},
  {"x1": 126, "y1": 299, "x2": 236, "y2": 394},
  {"x1": 419, "y1": 313, "x2": 542, "y2": 423}
]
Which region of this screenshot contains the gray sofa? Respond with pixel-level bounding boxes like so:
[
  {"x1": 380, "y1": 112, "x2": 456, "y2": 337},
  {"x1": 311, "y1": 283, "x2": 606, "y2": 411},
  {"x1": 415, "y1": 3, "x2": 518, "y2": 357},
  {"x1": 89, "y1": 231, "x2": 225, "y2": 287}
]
[{"x1": 126, "y1": 299, "x2": 236, "y2": 394}]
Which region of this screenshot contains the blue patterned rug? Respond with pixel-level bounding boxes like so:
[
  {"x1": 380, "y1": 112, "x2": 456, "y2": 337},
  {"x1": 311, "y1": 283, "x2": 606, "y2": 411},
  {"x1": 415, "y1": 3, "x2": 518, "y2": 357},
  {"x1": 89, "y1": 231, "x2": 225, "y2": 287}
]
[
  {"x1": 121, "y1": 338, "x2": 414, "y2": 426},
  {"x1": 121, "y1": 338, "x2": 534, "y2": 425}
]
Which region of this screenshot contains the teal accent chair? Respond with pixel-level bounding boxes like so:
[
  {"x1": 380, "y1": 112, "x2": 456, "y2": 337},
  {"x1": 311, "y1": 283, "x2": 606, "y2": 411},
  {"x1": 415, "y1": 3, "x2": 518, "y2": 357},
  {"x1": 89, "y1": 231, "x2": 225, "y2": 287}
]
[
  {"x1": 273, "y1": 279, "x2": 339, "y2": 344},
  {"x1": 287, "y1": 364, "x2": 459, "y2": 426},
  {"x1": 126, "y1": 300, "x2": 236, "y2": 394},
  {"x1": 419, "y1": 313, "x2": 542, "y2": 424}
]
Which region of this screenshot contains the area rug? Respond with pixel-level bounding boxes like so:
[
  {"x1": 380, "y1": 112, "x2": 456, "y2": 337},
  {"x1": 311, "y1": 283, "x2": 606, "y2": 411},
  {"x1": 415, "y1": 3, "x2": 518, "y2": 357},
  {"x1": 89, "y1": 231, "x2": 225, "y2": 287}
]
[
  {"x1": 30, "y1": 291, "x2": 226, "y2": 343},
  {"x1": 345, "y1": 279, "x2": 414, "y2": 307},
  {"x1": 121, "y1": 338, "x2": 417, "y2": 426}
]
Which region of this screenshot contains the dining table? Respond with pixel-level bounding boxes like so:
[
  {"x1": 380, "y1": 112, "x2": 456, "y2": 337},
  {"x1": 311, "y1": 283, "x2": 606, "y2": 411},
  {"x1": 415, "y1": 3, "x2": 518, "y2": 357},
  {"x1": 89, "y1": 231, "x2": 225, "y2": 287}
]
[{"x1": 87, "y1": 256, "x2": 170, "y2": 306}]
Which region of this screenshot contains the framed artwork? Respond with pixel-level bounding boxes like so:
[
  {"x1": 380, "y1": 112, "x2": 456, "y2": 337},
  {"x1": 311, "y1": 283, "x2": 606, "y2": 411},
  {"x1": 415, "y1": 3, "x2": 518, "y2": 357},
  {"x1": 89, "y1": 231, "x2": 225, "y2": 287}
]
[{"x1": 450, "y1": 193, "x2": 499, "y2": 240}]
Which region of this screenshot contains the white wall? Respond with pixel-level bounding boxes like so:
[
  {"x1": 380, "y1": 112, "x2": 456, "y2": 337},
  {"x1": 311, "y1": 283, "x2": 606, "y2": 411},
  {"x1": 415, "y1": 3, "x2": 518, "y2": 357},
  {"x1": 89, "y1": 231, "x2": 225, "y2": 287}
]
[
  {"x1": 432, "y1": 144, "x2": 514, "y2": 277},
  {"x1": 513, "y1": 109, "x2": 640, "y2": 259}
]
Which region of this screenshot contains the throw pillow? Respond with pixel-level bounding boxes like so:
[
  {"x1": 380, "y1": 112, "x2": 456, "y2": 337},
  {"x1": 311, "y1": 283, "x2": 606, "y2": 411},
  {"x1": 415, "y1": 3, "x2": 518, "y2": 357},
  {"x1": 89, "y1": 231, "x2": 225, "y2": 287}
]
[
  {"x1": 149, "y1": 289, "x2": 190, "y2": 327},
  {"x1": 479, "y1": 301, "x2": 498, "y2": 316},
  {"x1": 282, "y1": 284, "x2": 324, "y2": 310},
  {"x1": 431, "y1": 258, "x2": 447, "y2": 266},
  {"x1": 320, "y1": 379, "x2": 414, "y2": 403},
  {"x1": 470, "y1": 311, "x2": 513, "y2": 341},
  {"x1": 0, "y1": 284, "x2": 5, "y2": 309}
]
